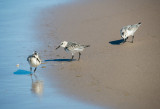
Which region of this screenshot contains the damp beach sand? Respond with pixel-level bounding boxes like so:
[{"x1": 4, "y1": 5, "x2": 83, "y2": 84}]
[{"x1": 36, "y1": 0, "x2": 160, "y2": 109}]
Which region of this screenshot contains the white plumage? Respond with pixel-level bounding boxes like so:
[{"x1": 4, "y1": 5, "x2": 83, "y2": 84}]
[
  {"x1": 27, "y1": 51, "x2": 41, "y2": 72},
  {"x1": 120, "y1": 22, "x2": 141, "y2": 43},
  {"x1": 56, "y1": 41, "x2": 90, "y2": 61}
]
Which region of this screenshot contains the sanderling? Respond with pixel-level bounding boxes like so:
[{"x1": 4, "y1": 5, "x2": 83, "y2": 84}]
[
  {"x1": 56, "y1": 41, "x2": 90, "y2": 61},
  {"x1": 120, "y1": 22, "x2": 141, "y2": 43},
  {"x1": 27, "y1": 51, "x2": 41, "y2": 72}
]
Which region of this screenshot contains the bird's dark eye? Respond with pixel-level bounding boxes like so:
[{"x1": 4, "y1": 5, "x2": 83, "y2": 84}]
[{"x1": 122, "y1": 32, "x2": 124, "y2": 35}]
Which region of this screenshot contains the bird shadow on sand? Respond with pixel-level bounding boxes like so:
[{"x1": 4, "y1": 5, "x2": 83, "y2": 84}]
[
  {"x1": 109, "y1": 39, "x2": 124, "y2": 45},
  {"x1": 45, "y1": 59, "x2": 76, "y2": 62},
  {"x1": 13, "y1": 69, "x2": 32, "y2": 75}
]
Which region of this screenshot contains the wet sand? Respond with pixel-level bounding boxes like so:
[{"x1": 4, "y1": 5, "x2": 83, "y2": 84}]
[{"x1": 37, "y1": 0, "x2": 160, "y2": 109}]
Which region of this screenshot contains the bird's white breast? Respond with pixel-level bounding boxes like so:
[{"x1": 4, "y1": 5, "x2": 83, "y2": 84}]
[
  {"x1": 29, "y1": 58, "x2": 41, "y2": 67},
  {"x1": 126, "y1": 30, "x2": 134, "y2": 36}
]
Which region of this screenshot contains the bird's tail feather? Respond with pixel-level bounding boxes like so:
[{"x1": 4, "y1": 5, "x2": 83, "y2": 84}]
[{"x1": 138, "y1": 22, "x2": 141, "y2": 25}]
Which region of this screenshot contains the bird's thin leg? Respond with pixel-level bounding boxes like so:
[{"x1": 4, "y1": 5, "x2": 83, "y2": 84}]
[
  {"x1": 123, "y1": 37, "x2": 129, "y2": 43},
  {"x1": 71, "y1": 54, "x2": 74, "y2": 61},
  {"x1": 30, "y1": 67, "x2": 32, "y2": 72},
  {"x1": 123, "y1": 38, "x2": 126, "y2": 43},
  {"x1": 30, "y1": 74, "x2": 33, "y2": 82},
  {"x1": 78, "y1": 52, "x2": 81, "y2": 61},
  {"x1": 33, "y1": 73, "x2": 38, "y2": 80},
  {"x1": 126, "y1": 37, "x2": 128, "y2": 41},
  {"x1": 131, "y1": 36, "x2": 134, "y2": 43},
  {"x1": 34, "y1": 67, "x2": 37, "y2": 72}
]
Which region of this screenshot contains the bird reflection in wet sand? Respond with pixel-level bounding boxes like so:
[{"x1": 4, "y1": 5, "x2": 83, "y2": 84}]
[{"x1": 30, "y1": 73, "x2": 43, "y2": 96}]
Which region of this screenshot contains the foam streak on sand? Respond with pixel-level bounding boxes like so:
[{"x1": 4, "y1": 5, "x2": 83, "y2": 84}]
[{"x1": 37, "y1": 0, "x2": 160, "y2": 109}]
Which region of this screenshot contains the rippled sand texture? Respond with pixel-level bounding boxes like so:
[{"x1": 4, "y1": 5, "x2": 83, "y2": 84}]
[{"x1": 37, "y1": 0, "x2": 160, "y2": 109}]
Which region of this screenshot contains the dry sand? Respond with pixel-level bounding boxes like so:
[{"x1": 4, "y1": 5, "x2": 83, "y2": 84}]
[{"x1": 36, "y1": 0, "x2": 160, "y2": 109}]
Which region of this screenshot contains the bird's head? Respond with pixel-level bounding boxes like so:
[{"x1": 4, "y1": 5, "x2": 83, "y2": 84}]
[
  {"x1": 56, "y1": 41, "x2": 68, "y2": 49},
  {"x1": 120, "y1": 29, "x2": 126, "y2": 39},
  {"x1": 33, "y1": 51, "x2": 38, "y2": 56}
]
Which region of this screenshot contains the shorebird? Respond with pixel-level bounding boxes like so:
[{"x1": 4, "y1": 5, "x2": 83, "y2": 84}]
[
  {"x1": 27, "y1": 51, "x2": 41, "y2": 72},
  {"x1": 56, "y1": 41, "x2": 90, "y2": 61},
  {"x1": 120, "y1": 22, "x2": 142, "y2": 43}
]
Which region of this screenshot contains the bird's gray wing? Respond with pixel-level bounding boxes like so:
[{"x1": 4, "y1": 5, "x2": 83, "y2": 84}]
[
  {"x1": 65, "y1": 42, "x2": 80, "y2": 51},
  {"x1": 128, "y1": 24, "x2": 140, "y2": 31},
  {"x1": 68, "y1": 42, "x2": 79, "y2": 46},
  {"x1": 27, "y1": 55, "x2": 32, "y2": 62},
  {"x1": 127, "y1": 25, "x2": 133, "y2": 30}
]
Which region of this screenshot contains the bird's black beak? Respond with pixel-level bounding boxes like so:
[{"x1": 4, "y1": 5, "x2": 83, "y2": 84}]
[{"x1": 56, "y1": 45, "x2": 60, "y2": 50}]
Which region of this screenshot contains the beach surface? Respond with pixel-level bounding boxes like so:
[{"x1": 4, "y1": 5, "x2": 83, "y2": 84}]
[
  {"x1": 0, "y1": 0, "x2": 101, "y2": 109},
  {"x1": 37, "y1": 0, "x2": 160, "y2": 109}
]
